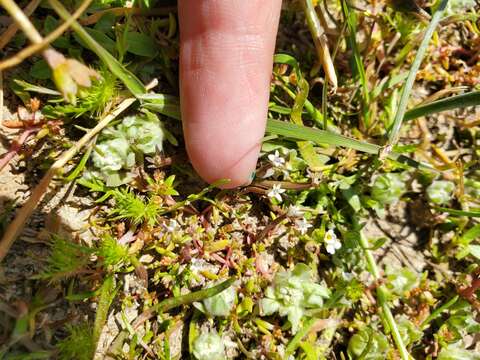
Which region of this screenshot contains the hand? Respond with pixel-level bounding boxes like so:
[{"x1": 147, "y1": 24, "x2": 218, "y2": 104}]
[{"x1": 178, "y1": 0, "x2": 282, "y2": 188}]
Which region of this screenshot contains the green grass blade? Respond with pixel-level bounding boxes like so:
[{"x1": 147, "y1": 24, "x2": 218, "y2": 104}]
[
  {"x1": 386, "y1": 0, "x2": 449, "y2": 149},
  {"x1": 420, "y1": 295, "x2": 459, "y2": 329},
  {"x1": 156, "y1": 277, "x2": 235, "y2": 312},
  {"x1": 133, "y1": 277, "x2": 236, "y2": 329},
  {"x1": 64, "y1": 144, "x2": 92, "y2": 182},
  {"x1": 435, "y1": 207, "x2": 480, "y2": 218},
  {"x1": 404, "y1": 91, "x2": 480, "y2": 121},
  {"x1": 266, "y1": 119, "x2": 434, "y2": 170},
  {"x1": 267, "y1": 119, "x2": 380, "y2": 154},
  {"x1": 48, "y1": 0, "x2": 146, "y2": 97}
]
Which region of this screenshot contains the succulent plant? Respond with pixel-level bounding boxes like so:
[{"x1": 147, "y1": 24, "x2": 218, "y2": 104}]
[
  {"x1": 371, "y1": 173, "x2": 407, "y2": 205},
  {"x1": 259, "y1": 263, "x2": 330, "y2": 332},
  {"x1": 201, "y1": 284, "x2": 236, "y2": 317},
  {"x1": 426, "y1": 180, "x2": 455, "y2": 205},
  {"x1": 192, "y1": 331, "x2": 226, "y2": 360},
  {"x1": 91, "y1": 113, "x2": 164, "y2": 186},
  {"x1": 444, "y1": 0, "x2": 476, "y2": 16},
  {"x1": 348, "y1": 327, "x2": 390, "y2": 360}
]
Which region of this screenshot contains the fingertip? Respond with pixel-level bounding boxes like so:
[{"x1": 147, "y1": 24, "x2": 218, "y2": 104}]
[
  {"x1": 179, "y1": 0, "x2": 281, "y2": 188},
  {"x1": 184, "y1": 123, "x2": 262, "y2": 188}
]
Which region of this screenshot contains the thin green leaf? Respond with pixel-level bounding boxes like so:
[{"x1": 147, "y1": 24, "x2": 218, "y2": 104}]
[
  {"x1": 138, "y1": 93, "x2": 181, "y2": 120},
  {"x1": 93, "y1": 276, "x2": 118, "y2": 347},
  {"x1": 404, "y1": 91, "x2": 480, "y2": 121},
  {"x1": 435, "y1": 207, "x2": 480, "y2": 218},
  {"x1": 154, "y1": 277, "x2": 236, "y2": 312},
  {"x1": 291, "y1": 78, "x2": 309, "y2": 126},
  {"x1": 64, "y1": 144, "x2": 92, "y2": 182},
  {"x1": 386, "y1": 0, "x2": 449, "y2": 149},
  {"x1": 265, "y1": 119, "x2": 435, "y2": 170},
  {"x1": 133, "y1": 277, "x2": 236, "y2": 327},
  {"x1": 420, "y1": 295, "x2": 459, "y2": 329},
  {"x1": 267, "y1": 119, "x2": 379, "y2": 154},
  {"x1": 13, "y1": 79, "x2": 61, "y2": 96},
  {"x1": 48, "y1": 0, "x2": 146, "y2": 97},
  {"x1": 125, "y1": 31, "x2": 158, "y2": 57},
  {"x1": 75, "y1": 28, "x2": 116, "y2": 54}
]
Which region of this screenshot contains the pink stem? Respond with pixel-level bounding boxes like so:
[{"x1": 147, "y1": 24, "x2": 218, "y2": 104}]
[{"x1": 0, "y1": 128, "x2": 38, "y2": 172}]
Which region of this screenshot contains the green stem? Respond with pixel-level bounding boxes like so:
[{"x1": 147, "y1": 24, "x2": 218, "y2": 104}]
[
  {"x1": 0, "y1": 0, "x2": 43, "y2": 43},
  {"x1": 359, "y1": 231, "x2": 411, "y2": 360}
]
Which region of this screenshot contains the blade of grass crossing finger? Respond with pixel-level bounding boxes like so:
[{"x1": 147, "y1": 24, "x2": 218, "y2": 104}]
[
  {"x1": 265, "y1": 119, "x2": 435, "y2": 170},
  {"x1": 267, "y1": 119, "x2": 380, "y2": 154},
  {"x1": 404, "y1": 90, "x2": 480, "y2": 121},
  {"x1": 135, "y1": 87, "x2": 433, "y2": 171},
  {"x1": 386, "y1": 0, "x2": 449, "y2": 149},
  {"x1": 48, "y1": 0, "x2": 146, "y2": 97}
]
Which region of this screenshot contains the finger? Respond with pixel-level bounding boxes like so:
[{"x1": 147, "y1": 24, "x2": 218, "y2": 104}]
[{"x1": 179, "y1": 0, "x2": 282, "y2": 188}]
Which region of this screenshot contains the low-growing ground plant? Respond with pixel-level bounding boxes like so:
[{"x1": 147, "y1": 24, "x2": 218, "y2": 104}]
[{"x1": 0, "y1": 0, "x2": 479, "y2": 359}]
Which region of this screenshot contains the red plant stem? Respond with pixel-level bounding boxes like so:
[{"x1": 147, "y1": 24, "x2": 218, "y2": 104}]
[{"x1": 0, "y1": 127, "x2": 38, "y2": 172}]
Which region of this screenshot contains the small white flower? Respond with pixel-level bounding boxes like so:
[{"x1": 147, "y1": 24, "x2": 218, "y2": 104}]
[
  {"x1": 287, "y1": 205, "x2": 303, "y2": 217},
  {"x1": 165, "y1": 219, "x2": 179, "y2": 233},
  {"x1": 268, "y1": 150, "x2": 285, "y2": 167},
  {"x1": 261, "y1": 167, "x2": 275, "y2": 179},
  {"x1": 342, "y1": 271, "x2": 354, "y2": 281},
  {"x1": 139, "y1": 254, "x2": 154, "y2": 263},
  {"x1": 267, "y1": 184, "x2": 286, "y2": 202},
  {"x1": 324, "y1": 229, "x2": 341, "y2": 254},
  {"x1": 295, "y1": 218, "x2": 312, "y2": 235}
]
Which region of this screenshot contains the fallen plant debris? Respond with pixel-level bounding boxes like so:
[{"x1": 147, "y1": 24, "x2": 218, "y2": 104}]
[{"x1": 0, "y1": 1, "x2": 479, "y2": 359}]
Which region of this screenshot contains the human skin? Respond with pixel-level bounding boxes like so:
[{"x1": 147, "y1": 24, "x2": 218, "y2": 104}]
[{"x1": 178, "y1": 0, "x2": 282, "y2": 188}]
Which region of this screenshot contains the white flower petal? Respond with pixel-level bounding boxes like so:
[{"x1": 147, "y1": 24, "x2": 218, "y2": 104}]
[{"x1": 326, "y1": 244, "x2": 336, "y2": 254}]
